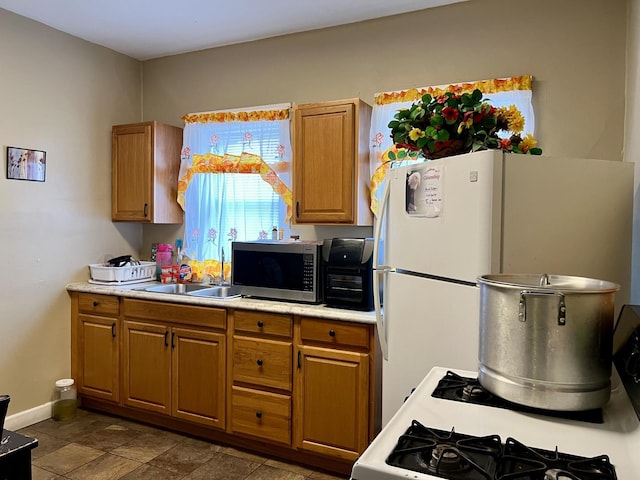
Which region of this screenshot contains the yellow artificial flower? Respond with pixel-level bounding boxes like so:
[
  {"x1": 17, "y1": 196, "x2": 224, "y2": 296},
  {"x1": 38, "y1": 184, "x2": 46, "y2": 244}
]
[
  {"x1": 497, "y1": 105, "x2": 525, "y2": 134},
  {"x1": 409, "y1": 128, "x2": 425, "y2": 141},
  {"x1": 518, "y1": 134, "x2": 538, "y2": 153}
]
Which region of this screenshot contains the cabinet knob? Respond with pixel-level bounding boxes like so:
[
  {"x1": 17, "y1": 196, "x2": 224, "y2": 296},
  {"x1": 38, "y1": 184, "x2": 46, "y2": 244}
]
[
  {"x1": 255, "y1": 411, "x2": 262, "y2": 419},
  {"x1": 257, "y1": 320, "x2": 264, "y2": 328},
  {"x1": 256, "y1": 359, "x2": 263, "y2": 366},
  {"x1": 93, "y1": 301, "x2": 99, "y2": 307},
  {"x1": 329, "y1": 329, "x2": 336, "y2": 337}
]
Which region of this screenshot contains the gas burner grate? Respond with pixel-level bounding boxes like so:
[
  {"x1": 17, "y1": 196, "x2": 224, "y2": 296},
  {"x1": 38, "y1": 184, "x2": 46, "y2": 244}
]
[
  {"x1": 499, "y1": 437, "x2": 617, "y2": 480},
  {"x1": 385, "y1": 420, "x2": 617, "y2": 480},
  {"x1": 386, "y1": 420, "x2": 501, "y2": 479},
  {"x1": 431, "y1": 371, "x2": 604, "y2": 424}
]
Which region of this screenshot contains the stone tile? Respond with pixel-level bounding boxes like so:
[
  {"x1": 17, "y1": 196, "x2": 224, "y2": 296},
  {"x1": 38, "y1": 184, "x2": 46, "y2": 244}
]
[
  {"x1": 112, "y1": 417, "x2": 167, "y2": 435},
  {"x1": 264, "y1": 458, "x2": 315, "y2": 476},
  {"x1": 244, "y1": 464, "x2": 306, "y2": 480},
  {"x1": 110, "y1": 431, "x2": 179, "y2": 463},
  {"x1": 75, "y1": 423, "x2": 143, "y2": 451},
  {"x1": 222, "y1": 445, "x2": 268, "y2": 464},
  {"x1": 119, "y1": 463, "x2": 186, "y2": 480},
  {"x1": 33, "y1": 443, "x2": 104, "y2": 475},
  {"x1": 66, "y1": 453, "x2": 141, "y2": 480},
  {"x1": 32, "y1": 466, "x2": 66, "y2": 480},
  {"x1": 185, "y1": 451, "x2": 262, "y2": 479},
  {"x1": 30, "y1": 416, "x2": 112, "y2": 442},
  {"x1": 24, "y1": 410, "x2": 347, "y2": 480},
  {"x1": 147, "y1": 436, "x2": 221, "y2": 476},
  {"x1": 308, "y1": 471, "x2": 350, "y2": 480},
  {"x1": 15, "y1": 429, "x2": 69, "y2": 459},
  {"x1": 75, "y1": 408, "x2": 121, "y2": 424}
]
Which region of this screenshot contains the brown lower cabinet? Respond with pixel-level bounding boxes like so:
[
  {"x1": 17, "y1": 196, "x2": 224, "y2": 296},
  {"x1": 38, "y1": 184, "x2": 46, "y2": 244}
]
[
  {"x1": 69, "y1": 291, "x2": 380, "y2": 476},
  {"x1": 122, "y1": 299, "x2": 226, "y2": 429},
  {"x1": 74, "y1": 293, "x2": 120, "y2": 402},
  {"x1": 295, "y1": 317, "x2": 372, "y2": 461}
]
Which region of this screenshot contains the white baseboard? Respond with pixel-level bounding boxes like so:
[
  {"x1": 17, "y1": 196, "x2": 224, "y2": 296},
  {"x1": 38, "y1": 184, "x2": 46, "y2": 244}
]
[{"x1": 4, "y1": 402, "x2": 52, "y2": 431}]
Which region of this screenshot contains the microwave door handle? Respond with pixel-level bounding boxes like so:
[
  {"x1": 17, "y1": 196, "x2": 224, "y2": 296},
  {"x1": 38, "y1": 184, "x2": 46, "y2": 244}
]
[{"x1": 373, "y1": 177, "x2": 392, "y2": 361}]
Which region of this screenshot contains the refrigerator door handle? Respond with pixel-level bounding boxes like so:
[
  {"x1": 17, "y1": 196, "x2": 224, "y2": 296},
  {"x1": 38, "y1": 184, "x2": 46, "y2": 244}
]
[
  {"x1": 373, "y1": 175, "x2": 391, "y2": 271},
  {"x1": 373, "y1": 266, "x2": 391, "y2": 360},
  {"x1": 373, "y1": 177, "x2": 392, "y2": 361}
]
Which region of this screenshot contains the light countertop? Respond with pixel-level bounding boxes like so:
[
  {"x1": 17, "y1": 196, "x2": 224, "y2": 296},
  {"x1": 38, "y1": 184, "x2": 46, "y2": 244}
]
[{"x1": 66, "y1": 281, "x2": 376, "y2": 325}]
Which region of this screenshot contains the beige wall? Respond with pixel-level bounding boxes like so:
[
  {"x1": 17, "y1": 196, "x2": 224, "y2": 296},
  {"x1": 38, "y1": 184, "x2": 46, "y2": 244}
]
[
  {"x1": 0, "y1": 0, "x2": 633, "y2": 419},
  {"x1": 0, "y1": 10, "x2": 142, "y2": 416},
  {"x1": 140, "y1": 0, "x2": 629, "y2": 252}
]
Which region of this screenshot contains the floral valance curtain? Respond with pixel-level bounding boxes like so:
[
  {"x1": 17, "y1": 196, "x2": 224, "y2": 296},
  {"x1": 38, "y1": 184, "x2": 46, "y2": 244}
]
[
  {"x1": 177, "y1": 103, "x2": 292, "y2": 281},
  {"x1": 369, "y1": 75, "x2": 535, "y2": 215}
]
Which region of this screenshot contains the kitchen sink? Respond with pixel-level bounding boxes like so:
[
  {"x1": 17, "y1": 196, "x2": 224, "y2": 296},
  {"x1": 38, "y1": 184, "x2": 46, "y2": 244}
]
[
  {"x1": 143, "y1": 283, "x2": 212, "y2": 294},
  {"x1": 186, "y1": 285, "x2": 242, "y2": 299}
]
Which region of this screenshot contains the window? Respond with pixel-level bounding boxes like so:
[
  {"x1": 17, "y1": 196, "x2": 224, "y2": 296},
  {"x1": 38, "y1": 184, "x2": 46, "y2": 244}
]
[{"x1": 177, "y1": 104, "x2": 292, "y2": 281}]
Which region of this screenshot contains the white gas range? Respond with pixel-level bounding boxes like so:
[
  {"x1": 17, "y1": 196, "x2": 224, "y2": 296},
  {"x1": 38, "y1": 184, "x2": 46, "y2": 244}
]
[{"x1": 351, "y1": 305, "x2": 640, "y2": 480}]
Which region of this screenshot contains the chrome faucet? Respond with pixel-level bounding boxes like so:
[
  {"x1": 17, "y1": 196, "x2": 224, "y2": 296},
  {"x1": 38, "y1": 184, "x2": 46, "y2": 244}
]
[{"x1": 221, "y1": 247, "x2": 226, "y2": 285}]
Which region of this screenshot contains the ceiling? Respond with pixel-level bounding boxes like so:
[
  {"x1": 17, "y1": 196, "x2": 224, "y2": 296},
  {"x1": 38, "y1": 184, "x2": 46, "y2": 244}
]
[{"x1": 0, "y1": 0, "x2": 466, "y2": 61}]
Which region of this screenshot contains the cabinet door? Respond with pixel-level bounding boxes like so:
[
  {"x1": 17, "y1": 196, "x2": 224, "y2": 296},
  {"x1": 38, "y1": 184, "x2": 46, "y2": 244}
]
[
  {"x1": 78, "y1": 314, "x2": 119, "y2": 402},
  {"x1": 112, "y1": 124, "x2": 152, "y2": 221},
  {"x1": 293, "y1": 102, "x2": 355, "y2": 223},
  {"x1": 123, "y1": 320, "x2": 171, "y2": 414},
  {"x1": 172, "y1": 327, "x2": 226, "y2": 429},
  {"x1": 295, "y1": 345, "x2": 369, "y2": 461}
]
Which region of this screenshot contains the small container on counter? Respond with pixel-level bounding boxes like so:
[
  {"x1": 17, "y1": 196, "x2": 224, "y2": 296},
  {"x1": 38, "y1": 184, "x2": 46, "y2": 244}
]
[
  {"x1": 53, "y1": 379, "x2": 77, "y2": 421},
  {"x1": 155, "y1": 244, "x2": 173, "y2": 281}
]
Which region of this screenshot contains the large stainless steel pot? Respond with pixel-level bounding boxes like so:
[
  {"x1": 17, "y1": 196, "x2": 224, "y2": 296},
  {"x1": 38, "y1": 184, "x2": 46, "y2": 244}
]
[{"x1": 477, "y1": 273, "x2": 619, "y2": 411}]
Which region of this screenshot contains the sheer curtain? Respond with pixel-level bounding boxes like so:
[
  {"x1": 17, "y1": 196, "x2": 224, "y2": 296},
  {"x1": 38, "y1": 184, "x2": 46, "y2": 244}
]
[
  {"x1": 177, "y1": 103, "x2": 292, "y2": 281},
  {"x1": 369, "y1": 75, "x2": 535, "y2": 215}
]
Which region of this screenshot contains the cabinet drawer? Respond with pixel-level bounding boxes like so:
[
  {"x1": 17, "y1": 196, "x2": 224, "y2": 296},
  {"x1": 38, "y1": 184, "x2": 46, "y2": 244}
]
[
  {"x1": 123, "y1": 298, "x2": 226, "y2": 329},
  {"x1": 300, "y1": 317, "x2": 370, "y2": 349},
  {"x1": 78, "y1": 293, "x2": 119, "y2": 316},
  {"x1": 233, "y1": 336, "x2": 292, "y2": 391},
  {"x1": 231, "y1": 386, "x2": 291, "y2": 445},
  {"x1": 234, "y1": 310, "x2": 292, "y2": 338}
]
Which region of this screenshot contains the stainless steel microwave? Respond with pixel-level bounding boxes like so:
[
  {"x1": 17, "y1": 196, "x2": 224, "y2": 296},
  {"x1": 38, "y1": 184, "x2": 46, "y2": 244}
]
[{"x1": 231, "y1": 240, "x2": 324, "y2": 304}]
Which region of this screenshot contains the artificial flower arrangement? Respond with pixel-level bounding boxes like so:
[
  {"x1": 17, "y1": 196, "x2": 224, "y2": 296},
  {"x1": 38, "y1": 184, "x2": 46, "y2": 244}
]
[{"x1": 388, "y1": 89, "x2": 542, "y2": 160}]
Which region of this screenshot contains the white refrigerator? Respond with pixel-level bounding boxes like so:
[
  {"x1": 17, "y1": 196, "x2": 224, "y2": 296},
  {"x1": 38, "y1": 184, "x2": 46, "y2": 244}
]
[{"x1": 373, "y1": 149, "x2": 633, "y2": 425}]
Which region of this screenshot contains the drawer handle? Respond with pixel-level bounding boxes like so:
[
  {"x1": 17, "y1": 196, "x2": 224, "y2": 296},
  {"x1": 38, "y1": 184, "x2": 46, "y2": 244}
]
[
  {"x1": 93, "y1": 301, "x2": 99, "y2": 307},
  {"x1": 329, "y1": 329, "x2": 336, "y2": 337},
  {"x1": 257, "y1": 320, "x2": 264, "y2": 328},
  {"x1": 255, "y1": 411, "x2": 262, "y2": 419},
  {"x1": 256, "y1": 359, "x2": 263, "y2": 366}
]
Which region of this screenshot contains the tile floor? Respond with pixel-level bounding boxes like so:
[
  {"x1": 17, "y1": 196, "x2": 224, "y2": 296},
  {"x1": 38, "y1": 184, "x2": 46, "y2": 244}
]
[{"x1": 16, "y1": 409, "x2": 349, "y2": 480}]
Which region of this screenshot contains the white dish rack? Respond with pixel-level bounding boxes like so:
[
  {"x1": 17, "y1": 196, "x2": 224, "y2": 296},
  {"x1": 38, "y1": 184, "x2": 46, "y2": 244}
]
[{"x1": 89, "y1": 261, "x2": 156, "y2": 284}]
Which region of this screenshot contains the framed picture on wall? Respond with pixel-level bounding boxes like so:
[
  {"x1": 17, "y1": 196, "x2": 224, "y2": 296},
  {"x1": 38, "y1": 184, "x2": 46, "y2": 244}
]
[{"x1": 6, "y1": 146, "x2": 46, "y2": 182}]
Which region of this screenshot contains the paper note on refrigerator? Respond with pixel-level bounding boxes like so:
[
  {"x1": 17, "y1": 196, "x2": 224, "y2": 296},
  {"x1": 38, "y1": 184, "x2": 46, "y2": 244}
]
[{"x1": 405, "y1": 164, "x2": 443, "y2": 217}]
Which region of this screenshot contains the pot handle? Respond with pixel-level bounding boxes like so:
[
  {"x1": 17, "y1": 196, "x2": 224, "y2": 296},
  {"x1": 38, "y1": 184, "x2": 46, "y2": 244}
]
[{"x1": 519, "y1": 290, "x2": 567, "y2": 325}]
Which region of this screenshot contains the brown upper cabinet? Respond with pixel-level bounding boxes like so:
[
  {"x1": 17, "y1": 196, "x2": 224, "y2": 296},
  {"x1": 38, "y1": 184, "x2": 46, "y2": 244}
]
[
  {"x1": 292, "y1": 99, "x2": 373, "y2": 226},
  {"x1": 112, "y1": 121, "x2": 183, "y2": 223}
]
